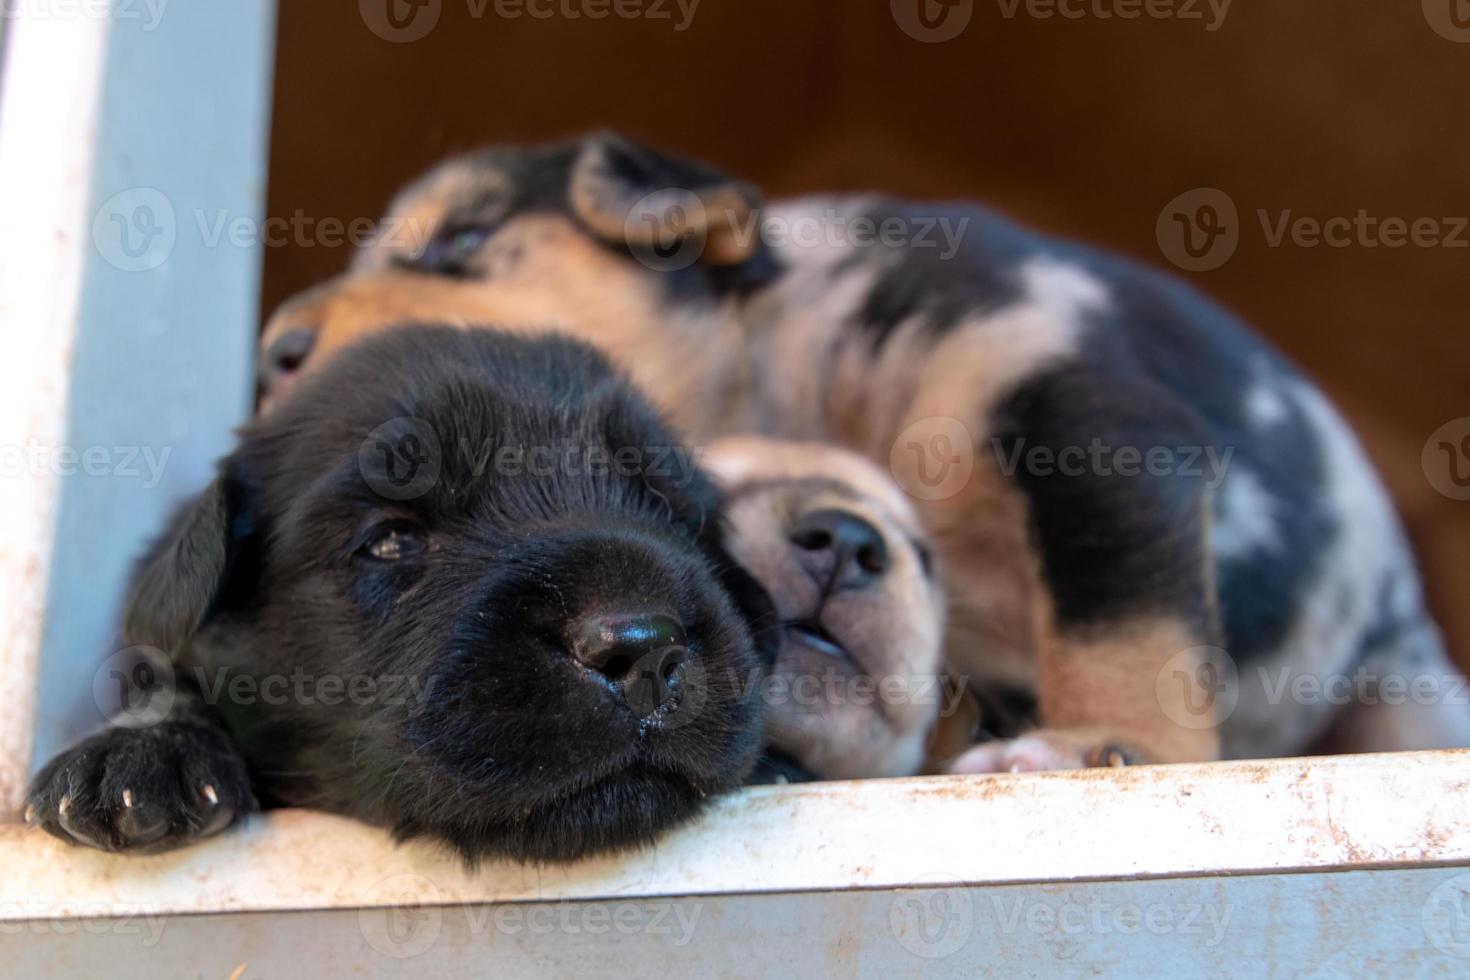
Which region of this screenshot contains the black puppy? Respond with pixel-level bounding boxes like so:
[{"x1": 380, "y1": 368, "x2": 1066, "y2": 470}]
[{"x1": 25, "y1": 326, "x2": 774, "y2": 862}]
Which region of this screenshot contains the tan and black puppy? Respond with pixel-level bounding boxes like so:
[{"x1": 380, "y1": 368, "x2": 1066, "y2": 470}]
[
  {"x1": 703, "y1": 436, "x2": 946, "y2": 780},
  {"x1": 259, "y1": 133, "x2": 1470, "y2": 770}
]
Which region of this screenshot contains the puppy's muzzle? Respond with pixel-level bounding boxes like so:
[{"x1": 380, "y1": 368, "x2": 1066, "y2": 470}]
[
  {"x1": 572, "y1": 613, "x2": 690, "y2": 717},
  {"x1": 790, "y1": 508, "x2": 890, "y2": 593}
]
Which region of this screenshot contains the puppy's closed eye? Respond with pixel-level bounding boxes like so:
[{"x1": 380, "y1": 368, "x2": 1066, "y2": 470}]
[{"x1": 410, "y1": 223, "x2": 496, "y2": 277}]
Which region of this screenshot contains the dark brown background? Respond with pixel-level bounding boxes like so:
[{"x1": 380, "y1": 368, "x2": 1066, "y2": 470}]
[{"x1": 265, "y1": 0, "x2": 1470, "y2": 666}]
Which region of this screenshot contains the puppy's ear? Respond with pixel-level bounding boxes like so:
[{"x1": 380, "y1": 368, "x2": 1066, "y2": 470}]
[
  {"x1": 569, "y1": 132, "x2": 762, "y2": 267},
  {"x1": 123, "y1": 462, "x2": 254, "y2": 654}
]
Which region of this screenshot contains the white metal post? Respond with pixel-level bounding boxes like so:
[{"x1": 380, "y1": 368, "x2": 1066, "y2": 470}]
[{"x1": 0, "y1": 0, "x2": 277, "y2": 817}]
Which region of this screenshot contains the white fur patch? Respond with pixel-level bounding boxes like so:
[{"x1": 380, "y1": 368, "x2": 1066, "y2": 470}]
[
  {"x1": 1212, "y1": 468, "x2": 1281, "y2": 561},
  {"x1": 1222, "y1": 382, "x2": 1420, "y2": 757},
  {"x1": 1020, "y1": 257, "x2": 1114, "y2": 321},
  {"x1": 901, "y1": 258, "x2": 1109, "y2": 424},
  {"x1": 1245, "y1": 382, "x2": 1289, "y2": 428}
]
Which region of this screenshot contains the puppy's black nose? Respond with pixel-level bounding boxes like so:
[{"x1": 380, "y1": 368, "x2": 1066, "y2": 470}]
[
  {"x1": 257, "y1": 327, "x2": 317, "y2": 397},
  {"x1": 790, "y1": 508, "x2": 890, "y2": 592},
  {"x1": 571, "y1": 613, "x2": 689, "y2": 717}
]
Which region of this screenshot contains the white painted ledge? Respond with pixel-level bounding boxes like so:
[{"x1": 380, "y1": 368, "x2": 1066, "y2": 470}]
[{"x1": 3, "y1": 751, "x2": 1468, "y2": 920}]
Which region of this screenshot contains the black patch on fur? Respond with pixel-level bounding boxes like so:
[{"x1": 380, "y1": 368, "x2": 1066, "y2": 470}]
[
  {"x1": 1060, "y1": 245, "x2": 1340, "y2": 663},
  {"x1": 850, "y1": 201, "x2": 1031, "y2": 348},
  {"x1": 992, "y1": 365, "x2": 1215, "y2": 633}
]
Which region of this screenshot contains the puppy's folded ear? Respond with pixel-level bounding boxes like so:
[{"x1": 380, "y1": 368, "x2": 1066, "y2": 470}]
[
  {"x1": 123, "y1": 462, "x2": 255, "y2": 654},
  {"x1": 570, "y1": 132, "x2": 763, "y2": 268}
]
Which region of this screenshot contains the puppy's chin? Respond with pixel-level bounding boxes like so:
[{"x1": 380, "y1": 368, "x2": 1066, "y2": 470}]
[
  {"x1": 766, "y1": 631, "x2": 937, "y2": 781},
  {"x1": 395, "y1": 762, "x2": 724, "y2": 864}
]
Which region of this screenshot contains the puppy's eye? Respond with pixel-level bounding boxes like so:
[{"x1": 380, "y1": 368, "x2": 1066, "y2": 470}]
[
  {"x1": 418, "y1": 224, "x2": 493, "y2": 273},
  {"x1": 360, "y1": 525, "x2": 428, "y2": 562}
]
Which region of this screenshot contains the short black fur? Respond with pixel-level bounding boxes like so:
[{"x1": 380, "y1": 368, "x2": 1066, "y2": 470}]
[{"x1": 28, "y1": 326, "x2": 771, "y2": 863}]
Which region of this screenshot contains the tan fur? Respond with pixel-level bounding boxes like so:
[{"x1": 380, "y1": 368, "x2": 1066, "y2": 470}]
[
  {"x1": 1039, "y1": 618, "x2": 1222, "y2": 764},
  {"x1": 704, "y1": 437, "x2": 946, "y2": 779},
  {"x1": 569, "y1": 143, "x2": 759, "y2": 267},
  {"x1": 263, "y1": 215, "x2": 753, "y2": 438},
  {"x1": 260, "y1": 158, "x2": 1216, "y2": 774}
]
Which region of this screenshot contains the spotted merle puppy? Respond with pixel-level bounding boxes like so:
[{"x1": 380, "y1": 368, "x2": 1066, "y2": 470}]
[
  {"x1": 25, "y1": 326, "x2": 774, "y2": 859},
  {"x1": 260, "y1": 133, "x2": 1470, "y2": 770}
]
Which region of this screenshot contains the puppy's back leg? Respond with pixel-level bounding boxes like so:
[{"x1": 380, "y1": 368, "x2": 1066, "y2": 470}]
[{"x1": 947, "y1": 367, "x2": 1225, "y2": 772}]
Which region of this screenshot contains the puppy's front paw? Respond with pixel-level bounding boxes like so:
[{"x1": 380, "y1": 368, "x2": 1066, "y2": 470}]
[
  {"x1": 946, "y1": 730, "x2": 1139, "y2": 775},
  {"x1": 23, "y1": 721, "x2": 255, "y2": 854}
]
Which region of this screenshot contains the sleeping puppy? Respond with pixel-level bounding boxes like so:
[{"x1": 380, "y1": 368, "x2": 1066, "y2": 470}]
[
  {"x1": 24, "y1": 326, "x2": 776, "y2": 860},
  {"x1": 258, "y1": 133, "x2": 1470, "y2": 769},
  {"x1": 706, "y1": 436, "x2": 1036, "y2": 782},
  {"x1": 703, "y1": 436, "x2": 946, "y2": 780}
]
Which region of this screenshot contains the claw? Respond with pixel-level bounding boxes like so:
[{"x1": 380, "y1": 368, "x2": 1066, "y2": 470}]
[
  {"x1": 201, "y1": 784, "x2": 219, "y2": 806},
  {"x1": 122, "y1": 788, "x2": 135, "y2": 808},
  {"x1": 56, "y1": 795, "x2": 103, "y2": 849},
  {"x1": 23, "y1": 804, "x2": 37, "y2": 826}
]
